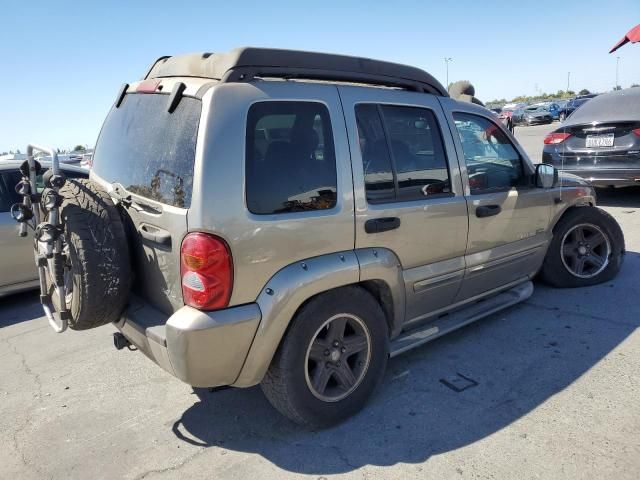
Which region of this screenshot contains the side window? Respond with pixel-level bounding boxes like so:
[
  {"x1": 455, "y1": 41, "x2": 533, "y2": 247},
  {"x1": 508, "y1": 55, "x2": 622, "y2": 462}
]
[
  {"x1": 0, "y1": 173, "x2": 13, "y2": 212},
  {"x1": 380, "y1": 105, "x2": 450, "y2": 200},
  {"x1": 355, "y1": 104, "x2": 451, "y2": 203},
  {"x1": 355, "y1": 104, "x2": 395, "y2": 203},
  {"x1": 246, "y1": 101, "x2": 337, "y2": 215},
  {"x1": 453, "y1": 112, "x2": 525, "y2": 194},
  {"x1": 0, "y1": 171, "x2": 22, "y2": 212}
]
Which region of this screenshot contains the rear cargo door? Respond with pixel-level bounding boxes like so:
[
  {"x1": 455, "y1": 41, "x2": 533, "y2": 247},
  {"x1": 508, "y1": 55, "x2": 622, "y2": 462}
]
[{"x1": 90, "y1": 91, "x2": 202, "y2": 314}]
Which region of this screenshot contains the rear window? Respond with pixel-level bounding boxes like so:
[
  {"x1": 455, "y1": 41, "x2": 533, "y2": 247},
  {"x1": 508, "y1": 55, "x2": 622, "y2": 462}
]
[{"x1": 92, "y1": 93, "x2": 201, "y2": 208}]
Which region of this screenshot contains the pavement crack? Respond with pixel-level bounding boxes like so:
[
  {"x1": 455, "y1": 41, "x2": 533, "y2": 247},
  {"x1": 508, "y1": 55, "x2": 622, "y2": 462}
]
[
  {"x1": 523, "y1": 301, "x2": 638, "y2": 328},
  {"x1": 131, "y1": 447, "x2": 207, "y2": 480},
  {"x1": 1, "y1": 336, "x2": 44, "y2": 473}
]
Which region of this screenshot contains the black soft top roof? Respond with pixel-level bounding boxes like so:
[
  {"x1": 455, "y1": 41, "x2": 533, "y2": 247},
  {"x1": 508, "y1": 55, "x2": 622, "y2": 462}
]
[{"x1": 144, "y1": 47, "x2": 448, "y2": 97}]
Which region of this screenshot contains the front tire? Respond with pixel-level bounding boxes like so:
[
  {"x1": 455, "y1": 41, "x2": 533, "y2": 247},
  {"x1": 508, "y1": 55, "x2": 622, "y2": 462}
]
[
  {"x1": 261, "y1": 286, "x2": 389, "y2": 428},
  {"x1": 540, "y1": 207, "x2": 624, "y2": 288}
]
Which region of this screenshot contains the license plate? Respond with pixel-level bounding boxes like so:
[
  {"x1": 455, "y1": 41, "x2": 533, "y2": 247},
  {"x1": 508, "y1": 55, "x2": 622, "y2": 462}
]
[{"x1": 586, "y1": 133, "x2": 614, "y2": 148}]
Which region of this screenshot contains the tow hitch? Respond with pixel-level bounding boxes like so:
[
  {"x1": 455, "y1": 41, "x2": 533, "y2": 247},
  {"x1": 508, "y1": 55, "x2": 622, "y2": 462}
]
[
  {"x1": 11, "y1": 144, "x2": 69, "y2": 333},
  {"x1": 113, "y1": 332, "x2": 133, "y2": 350}
]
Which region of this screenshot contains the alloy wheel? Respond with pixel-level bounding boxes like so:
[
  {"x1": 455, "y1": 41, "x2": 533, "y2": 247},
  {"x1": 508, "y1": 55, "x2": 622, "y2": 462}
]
[
  {"x1": 304, "y1": 313, "x2": 372, "y2": 402},
  {"x1": 560, "y1": 223, "x2": 611, "y2": 279}
]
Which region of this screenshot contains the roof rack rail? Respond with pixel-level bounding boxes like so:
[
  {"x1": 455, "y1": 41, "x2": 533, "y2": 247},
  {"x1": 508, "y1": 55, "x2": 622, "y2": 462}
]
[{"x1": 144, "y1": 47, "x2": 448, "y2": 97}]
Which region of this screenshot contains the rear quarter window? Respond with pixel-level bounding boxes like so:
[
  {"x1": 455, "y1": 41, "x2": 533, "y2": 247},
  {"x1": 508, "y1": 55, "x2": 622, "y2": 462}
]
[{"x1": 245, "y1": 101, "x2": 337, "y2": 215}]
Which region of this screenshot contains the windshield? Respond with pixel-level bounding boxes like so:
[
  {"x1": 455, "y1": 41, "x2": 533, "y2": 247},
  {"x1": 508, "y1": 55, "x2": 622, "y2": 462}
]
[{"x1": 92, "y1": 93, "x2": 201, "y2": 208}]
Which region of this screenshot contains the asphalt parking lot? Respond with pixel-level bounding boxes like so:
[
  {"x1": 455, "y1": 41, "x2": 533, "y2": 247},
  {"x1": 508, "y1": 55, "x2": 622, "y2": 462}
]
[
  {"x1": 2, "y1": 123, "x2": 639, "y2": 480},
  {"x1": 514, "y1": 123, "x2": 551, "y2": 163}
]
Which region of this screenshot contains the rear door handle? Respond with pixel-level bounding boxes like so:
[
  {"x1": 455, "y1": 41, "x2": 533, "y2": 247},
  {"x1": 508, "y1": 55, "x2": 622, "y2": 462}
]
[
  {"x1": 365, "y1": 217, "x2": 401, "y2": 234},
  {"x1": 476, "y1": 205, "x2": 502, "y2": 218},
  {"x1": 138, "y1": 223, "x2": 172, "y2": 247}
]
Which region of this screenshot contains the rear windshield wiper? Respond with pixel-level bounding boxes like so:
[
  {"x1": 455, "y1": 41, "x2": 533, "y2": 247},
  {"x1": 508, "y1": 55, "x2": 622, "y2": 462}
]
[{"x1": 110, "y1": 182, "x2": 163, "y2": 214}]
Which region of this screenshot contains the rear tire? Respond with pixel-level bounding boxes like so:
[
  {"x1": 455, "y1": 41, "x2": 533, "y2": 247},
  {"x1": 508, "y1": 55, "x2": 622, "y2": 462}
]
[
  {"x1": 261, "y1": 286, "x2": 389, "y2": 428},
  {"x1": 540, "y1": 207, "x2": 624, "y2": 288},
  {"x1": 47, "y1": 179, "x2": 131, "y2": 330}
]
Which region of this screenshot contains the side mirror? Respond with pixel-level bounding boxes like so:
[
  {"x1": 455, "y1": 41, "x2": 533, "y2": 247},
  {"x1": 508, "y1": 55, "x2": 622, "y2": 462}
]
[{"x1": 535, "y1": 163, "x2": 558, "y2": 188}]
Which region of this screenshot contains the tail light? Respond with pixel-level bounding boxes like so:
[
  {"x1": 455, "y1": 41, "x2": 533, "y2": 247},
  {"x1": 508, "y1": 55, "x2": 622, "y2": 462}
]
[
  {"x1": 180, "y1": 232, "x2": 233, "y2": 310},
  {"x1": 544, "y1": 132, "x2": 572, "y2": 145},
  {"x1": 633, "y1": 128, "x2": 640, "y2": 137}
]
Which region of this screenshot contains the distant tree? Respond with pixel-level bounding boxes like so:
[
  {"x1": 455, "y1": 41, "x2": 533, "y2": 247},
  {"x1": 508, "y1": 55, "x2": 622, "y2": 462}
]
[
  {"x1": 72, "y1": 145, "x2": 85, "y2": 152},
  {"x1": 16, "y1": 149, "x2": 21, "y2": 154},
  {"x1": 613, "y1": 85, "x2": 622, "y2": 91},
  {"x1": 578, "y1": 89, "x2": 590, "y2": 95},
  {"x1": 567, "y1": 90, "x2": 575, "y2": 96},
  {"x1": 631, "y1": 84, "x2": 640, "y2": 88}
]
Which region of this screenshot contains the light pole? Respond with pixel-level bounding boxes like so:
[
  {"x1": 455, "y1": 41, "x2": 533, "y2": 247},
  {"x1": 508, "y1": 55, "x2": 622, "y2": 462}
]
[
  {"x1": 444, "y1": 57, "x2": 453, "y2": 90},
  {"x1": 567, "y1": 71, "x2": 570, "y2": 93},
  {"x1": 616, "y1": 56, "x2": 620, "y2": 89}
]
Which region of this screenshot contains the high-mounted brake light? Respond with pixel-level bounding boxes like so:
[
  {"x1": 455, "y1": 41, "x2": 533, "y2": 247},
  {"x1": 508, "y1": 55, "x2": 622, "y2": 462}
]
[
  {"x1": 544, "y1": 132, "x2": 572, "y2": 145},
  {"x1": 180, "y1": 233, "x2": 233, "y2": 310},
  {"x1": 136, "y1": 79, "x2": 161, "y2": 93}
]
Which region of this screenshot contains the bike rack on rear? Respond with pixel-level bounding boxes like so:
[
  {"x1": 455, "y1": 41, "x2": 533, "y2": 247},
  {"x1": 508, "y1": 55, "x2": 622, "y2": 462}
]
[{"x1": 12, "y1": 144, "x2": 69, "y2": 332}]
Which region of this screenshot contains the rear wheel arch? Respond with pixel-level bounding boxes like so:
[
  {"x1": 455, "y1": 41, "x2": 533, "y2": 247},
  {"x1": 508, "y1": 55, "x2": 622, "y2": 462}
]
[
  {"x1": 261, "y1": 282, "x2": 394, "y2": 375},
  {"x1": 233, "y1": 249, "x2": 405, "y2": 387},
  {"x1": 260, "y1": 284, "x2": 389, "y2": 427},
  {"x1": 285, "y1": 283, "x2": 390, "y2": 334},
  {"x1": 359, "y1": 280, "x2": 395, "y2": 336}
]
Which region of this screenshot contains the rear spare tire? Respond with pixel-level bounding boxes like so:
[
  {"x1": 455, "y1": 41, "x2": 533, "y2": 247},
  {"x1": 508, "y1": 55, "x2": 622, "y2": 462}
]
[{"x1": 45, "y1": 178, "x2": 131, "y2": 330}]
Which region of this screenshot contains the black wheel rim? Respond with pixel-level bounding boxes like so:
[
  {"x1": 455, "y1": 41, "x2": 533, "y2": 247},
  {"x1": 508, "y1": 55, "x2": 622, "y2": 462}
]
[
  {"x1": 560, "y1": 223, "x2": 611, "y2": 279},
  {"x1": 304, "y1": 313, "x2": 371, "y2": 402}
]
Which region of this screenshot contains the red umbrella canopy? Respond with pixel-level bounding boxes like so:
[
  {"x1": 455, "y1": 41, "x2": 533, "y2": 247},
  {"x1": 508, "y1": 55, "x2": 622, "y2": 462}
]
[{"x1": 610, "y1": 23, "x2": 640, "y2": 53}]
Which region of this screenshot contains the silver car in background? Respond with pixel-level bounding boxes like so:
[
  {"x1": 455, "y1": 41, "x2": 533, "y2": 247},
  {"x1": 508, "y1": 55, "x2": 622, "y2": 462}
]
[
  {"x1": 522, "y1": 105, "x2": 553, "y2": 126},
  {"x1": 0, "y1": 161, "x2": 88, "y2": 297}
]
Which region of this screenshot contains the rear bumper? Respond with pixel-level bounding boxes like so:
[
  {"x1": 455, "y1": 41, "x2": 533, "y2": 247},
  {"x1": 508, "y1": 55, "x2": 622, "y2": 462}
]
[
  {"x1": 555, "y1": 168, "x2": 640, "y2": 187},
  {"x1": 114, "y1": 295, "x2": 261, "y2": 387},
  {"x1": 543, "y1": 150, "x2": 640, "y2": 187},
  {"x1": 526, "y1": 117, "x2": 552, "y2": 124}
]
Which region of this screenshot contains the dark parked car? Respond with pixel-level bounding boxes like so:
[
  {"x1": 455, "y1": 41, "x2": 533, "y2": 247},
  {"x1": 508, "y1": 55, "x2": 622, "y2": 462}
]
[
  {"x1": 558, "y1": 95, "x2": 597, "y2": 122},
  {"x1": 501, "y1": 107, "x2": 525, "y2": 125},
  {"x1": 521, "y1": 106, "x2": 553, "y2": 126},
  {"x1": 542, "y1": 88, "x2": 640, "y2": 187}
]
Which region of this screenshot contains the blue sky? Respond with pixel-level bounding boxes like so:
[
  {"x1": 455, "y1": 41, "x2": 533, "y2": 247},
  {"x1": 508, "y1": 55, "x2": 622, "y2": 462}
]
[{"x1": 1, "y1": 0, "x2": 639, "y2": 152}]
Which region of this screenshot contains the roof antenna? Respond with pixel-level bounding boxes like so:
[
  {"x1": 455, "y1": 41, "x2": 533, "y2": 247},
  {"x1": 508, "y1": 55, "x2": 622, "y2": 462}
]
[{"x1": 560, "y1": 116, "x2": 566, "y2": 203}]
